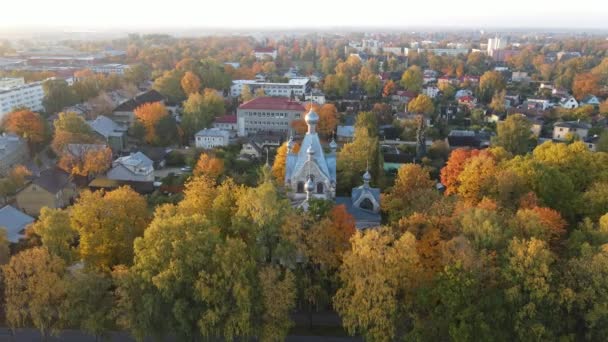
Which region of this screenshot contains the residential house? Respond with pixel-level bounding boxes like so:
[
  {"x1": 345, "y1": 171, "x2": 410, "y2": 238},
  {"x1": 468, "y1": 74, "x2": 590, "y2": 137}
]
[
  {"x1": 585, "y1": 135, "x2": 600, "y2": 152},
  {"x1": 194, "y1": 128, "x2": 230, "y2": 149},
  {"x1": 0, "y1": 205, "x2": 34, "y2": 242},
  {"x1": 460, "y1": 75, "x2": 480, "y2": 85},
  {"x1": 423, "y1": 86, "x2": 440, "y2": 99},
  {"x1": 16, "y1": 168, "x2": 76, "y2": 216},
  {"x1": 138, "y1": 147, "x2": 170, "y2": 169},
  {"x1": 304, "y1": 89, "x2": 326, "y2": 105},
  {"x1": 524, "y1": 99, "x2": 552, "y2": 111},
  {"x1": 87, "y1": 115, "x2": 127, "y2": 152},
  {"x1": 253, "y1": 48, "x2": 277, "y2": 60},
  {"x1": 553, "y1": 121, "x2": 591, "y2": 141},
  {"x1": 239, "y1": 134, "x2": 282, "y2": 159},
  {"x1": 0, "y1": 133, "x2": 29, "y2": 176},
  {"x1": 212, "y1": 114, "x2": 238, "y2": 132},
  {"x1": 559, "y1": 96, "x2": 579, "y2": 109},
  {"x1": 455, "y1": 89, "x2": 473, "y2": 100},
  {"x1": 112, "y1": 89, "x2": 165, "y2": 126},
  {"x1": 458, "y1": 95, "x2": 478, "y2": 108},
  {"x1": 447, "y1": 130, "x2": 491, "y2": 149},
  {"x1": 581, "y1": 95, "x2": 601, "y2": 107},
  {"x1": 423, "y1": 69, "x2": 438, "y2": 84},
  {"x1": 392, "y1": 90, "x2": 417, "y2": 106},
  {"x1": 107, "y1": 152, "x2": 154, "y2": 182},
  {"x1": 511, "y1": 71, "x2": 530, "y2": 83}
]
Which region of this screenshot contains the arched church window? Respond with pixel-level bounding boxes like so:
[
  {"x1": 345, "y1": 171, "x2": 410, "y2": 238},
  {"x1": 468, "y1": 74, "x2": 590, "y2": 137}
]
[
  {"x1": 297, "y1": 182, "x2": 304, "y2": 193},
  {"x1": 316, "y1": 182, "x2": 324, "y2": 194},
  {"x1": 360, "y1": 198, "x2": 374, "y2": 211}
]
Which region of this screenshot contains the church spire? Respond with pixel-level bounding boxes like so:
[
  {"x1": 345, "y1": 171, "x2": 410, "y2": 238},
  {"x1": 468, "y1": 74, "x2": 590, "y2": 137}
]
[{"x1": 305, "y1": 106, "x2": 319, "y2": 135}]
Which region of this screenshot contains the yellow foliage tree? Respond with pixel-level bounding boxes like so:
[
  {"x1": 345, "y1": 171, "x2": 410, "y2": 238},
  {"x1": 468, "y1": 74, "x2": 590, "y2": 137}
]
[{"x1": 194, "y1": 153, "x2": 225, "y2": 181}]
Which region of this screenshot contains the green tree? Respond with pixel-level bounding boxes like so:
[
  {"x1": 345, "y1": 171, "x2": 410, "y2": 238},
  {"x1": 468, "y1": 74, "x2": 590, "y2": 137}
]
[
  {"x1": 42, "y1": 78, "x2": 76, "y2": 114},
  {"x1": 153, "y1": 69, "x2": 185, "y2": 104},
  {"x1": 478, "y1": 71, "x2": 505, "y2": 103},
  {"x1": 61, "y1": 270, "x2": 115, "y2": 340},
  {"x1": 181, "y1": 89, "x2": 226, "y2": 138},
  {"x1": 492, "y1": 114, "x2": 535, "y2": 155}
]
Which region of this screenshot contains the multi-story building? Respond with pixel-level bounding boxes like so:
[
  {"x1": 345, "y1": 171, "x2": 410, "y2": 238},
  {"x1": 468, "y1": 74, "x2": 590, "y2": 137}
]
[
  {"x1": 0, "y1": 77, "x2": 25, "y2": 90},
  {"x1": 0, "y1": 80, "x2": 45, "y2": 120},
  {"x1": 253, "y1": 48, "x2": 278, "y2": 60},
  {"x1": 90, "y1": 63, "x2": 130, "y2": 75},
  {"x1": 0, "y1": 133, "x2": 29, "y2": 176},
  {"x1": 487, "y1": 36, "x2": 507, "y2": 57},
  {"x1": 230, "y1": 78, "x2": 310, "y2": 98},
  {"x1": 236, "y1": 97, "x2": 305, "y2": 137},
  {"x1": 194, "y1": 128, "x2": 230, "y2": 149}
]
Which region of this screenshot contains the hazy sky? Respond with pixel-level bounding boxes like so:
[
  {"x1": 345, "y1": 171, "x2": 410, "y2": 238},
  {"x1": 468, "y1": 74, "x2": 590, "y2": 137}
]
[{"x1": 1, "y1": 0, "x2": 607, "y2": 29}]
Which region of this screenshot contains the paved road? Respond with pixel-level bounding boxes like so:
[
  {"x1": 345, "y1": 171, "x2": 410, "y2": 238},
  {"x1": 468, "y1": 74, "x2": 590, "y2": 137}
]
[{"x1": 0, "y1": 328, "x2": 361, "y2": 341}]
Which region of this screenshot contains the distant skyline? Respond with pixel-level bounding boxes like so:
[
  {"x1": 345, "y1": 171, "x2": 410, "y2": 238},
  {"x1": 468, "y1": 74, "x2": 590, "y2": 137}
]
[{"x1": 1, "y1": 0, "x2": 607, "y2": 32}]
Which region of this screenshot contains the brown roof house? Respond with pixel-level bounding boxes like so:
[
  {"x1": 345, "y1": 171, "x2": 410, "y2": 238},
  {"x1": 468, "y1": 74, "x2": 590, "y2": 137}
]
[{"x1": 16, "y1": 168, "x2": 76, "y2": 216}]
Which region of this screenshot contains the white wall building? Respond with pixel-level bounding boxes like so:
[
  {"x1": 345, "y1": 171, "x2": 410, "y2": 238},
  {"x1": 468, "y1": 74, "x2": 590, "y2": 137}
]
[
  {"x1": 487, "y1": 36, "x2": 507, "y2": 57},
  {"x1": 90, "y1": 64, "x2": 130, "y2": 75},
  {"x1": 305, "y1": 90, "x2": 326, "y2": 105},
  {"x1": 236, "y1": 97, "x2": 305, "y2": 137},
  {"x1": 194, "y1": 128, "x2": 230, "y2": 149},
  {"x1": 553, "y1": 121, "x2": 590, "y2": 141},
  {"x1": 423, "y1": 86, "x2": 440, "y2": 99},
  {"x1": 0, "y1": 77, "x2": 25, "y2": 90},
  {"x1": 230, "y1": 78, "x2": 310, "y2": 98},
  {"x1": 0, "y1": 80, "x2": 45, "y2": 121},
  {"x1": 253, "y1": 48, "x2": 277, "y2": 60}
]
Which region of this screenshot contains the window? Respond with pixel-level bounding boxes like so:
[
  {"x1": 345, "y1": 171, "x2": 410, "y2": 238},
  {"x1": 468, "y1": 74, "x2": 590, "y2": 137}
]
[
  {"x1": 360, "y1": 198, "x2": 374, "y2": 211},
  {"x1": 316, "y1": 182, "x2": 324, "y2": 194},
  {"x1": 297, "y1": 182, "x2": 304, "y2": 193}
]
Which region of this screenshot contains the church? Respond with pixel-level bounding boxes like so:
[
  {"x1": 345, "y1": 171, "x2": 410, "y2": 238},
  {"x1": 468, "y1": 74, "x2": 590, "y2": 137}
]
[{"x1": 284, "y1": 106, "x2": 381, "y2": 229}]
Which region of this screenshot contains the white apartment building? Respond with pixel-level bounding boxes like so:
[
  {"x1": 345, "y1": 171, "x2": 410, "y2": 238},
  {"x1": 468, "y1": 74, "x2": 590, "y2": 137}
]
[
  {"x1": 0, "y1": 80, "x2": 45, "y2": 121},
  {"x1": 230, "y1": 78, "x2": 310, "y2": 98},
  {"x1": 253, "y1": 48, "x2": 278, "y2": 60},
  {"x1": 194, "y1": 128, "x2": 230, "y2": 149},
  {"x1": 0, "y1": 77, "x2": 25, "y2": 90},
  {"x1": 487, "y1": 36, "x2": 507, "y2": 57},
  {"x1": 90, "y1": 64, "x2": 131, "y2": 75}
]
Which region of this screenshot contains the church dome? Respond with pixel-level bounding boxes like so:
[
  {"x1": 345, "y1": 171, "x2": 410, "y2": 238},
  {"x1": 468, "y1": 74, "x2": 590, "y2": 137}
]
[
  {"x1": 329, "y1": 138, "x2": 338, "y2": 151},
  {"x1": 363, "y1": 170, "x2": 372, "y2": 182},
  {"x1": 305, "y1": 108, "x2": 319, "y2": 126}
]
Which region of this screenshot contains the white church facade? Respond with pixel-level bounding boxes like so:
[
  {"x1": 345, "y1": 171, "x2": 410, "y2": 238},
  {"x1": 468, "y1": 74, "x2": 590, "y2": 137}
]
[{"x1": 284, "y1": 106, "x2": 381, "y2": 229}]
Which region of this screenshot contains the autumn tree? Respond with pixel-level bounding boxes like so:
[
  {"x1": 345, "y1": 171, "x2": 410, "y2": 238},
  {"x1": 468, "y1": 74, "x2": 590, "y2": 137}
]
[
  {"x1": 407, "y1": 94, "x2": 434, "y2": 159},
  {"x1": 335, "y1": 228, "x2": 420, "y2": 342},
  {"x1": 58, "y1": 145, "x2": 112, "y2": 177},
  {"x1": 259, "y1": 266, "x2": 297, "y2": 341},
  {"x1": 478, "y1": 71, "x2": 505, "y2": 103},
  {"x1": 255, "y1": 87, "x2": 266, "y2": 97},
  {"x1": 492, "y1": 114, "x2": 535, "y2": 155},
  {"x1": 60, "y1": 270, "x2": 114, "y2": 340},
  {"x1": 52, "y1": 112, "x2": 98, "y2": 154},
  {"x1": 318, "y1": 103, "x2": 339, "y2": 137},
  {"x1": 240, "y1": 84, "x2": 253, "y2": 102},
  {"x1": 3, "y1": 247, "x2": 67, "y2": 339},
  {"x1": 70, "y1": 187, "x2": 149, "y2": 271},
  {"x1": 490, "y1": 89, "x2": 506, "y2": 113},
  {"x1": 0, "y1": 228, "x2": 10, "y2": 265},
  {"x1": 272, "y1": 141, "x2": 300, "y2": 183},
  {"x1": 180, "y1": 71, "x2": 201, "y2": 95},
  {"x1": 194, "y1": 152, "x2": 225, "y2": 180},
  {"x1": 152, "y1": 69, "x2": 185, "y2": 104},
  {"x1": 2, "y1": 109, "x2": 45, "y2": 146},
  {"x1": 382, "y1": 164, "x2": 438, "y2": 223},
  {"x1": 134, "y1": 101, "x2": 169, "y2": 144},
  {"x1": 457, "y1": 153, "x2": 498, "y2": 204},
  {"x1": 32, "y1": 208, "x2": 77, "y2": 263},
  {"x1": 400, "y1": 65, "x2": 423, "y2": 92},
  {"x1": 382, "y1": 80, "x2": 396, "y2": 98},
  {"x1": 572, "y1": 73, "x2": 600, "y2": 100},
  {"x1": 42, "y1": 78, "x2": 76, "y2": 114},
  {"x1": 181, "y1": 89, "x2": 225, "y2": 138},
  {"x1": 307, "y1": 204, "x2": 356, "y2": 271},
  {"x1": 440, "y1": 149, "x2": 487, "y2": 195}
]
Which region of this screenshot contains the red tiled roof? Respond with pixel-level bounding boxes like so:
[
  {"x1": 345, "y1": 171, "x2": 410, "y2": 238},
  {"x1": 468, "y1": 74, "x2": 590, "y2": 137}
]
[
  {"x1": 238, "y1": 97, "x2": 305, "y2": 111},
  {"x1": 459, "y1": 95, "x2": 475, "y2": 102},
  {"x1": 214, "y1": 114, "x2": 237, "y2": 124},
  {"x1": 254, "y1": 48, "x2": 276, "y2": 53},
  {"x1": 396, "y1": 90, "x2": 417, "y2": 98}
]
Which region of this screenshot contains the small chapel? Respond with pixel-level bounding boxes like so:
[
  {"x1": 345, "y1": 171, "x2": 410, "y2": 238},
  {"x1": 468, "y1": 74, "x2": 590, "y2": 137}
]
[{"x1": 284, "y1": 106, "x2": 381, "y2": 229}]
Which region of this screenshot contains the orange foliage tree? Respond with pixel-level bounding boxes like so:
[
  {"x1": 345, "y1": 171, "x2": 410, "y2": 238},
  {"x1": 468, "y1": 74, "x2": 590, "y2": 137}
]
[
  {"x1": 180, "y1": 71, "x2": 201, "y2": 95},
  {"x1": 134, "y1": 102, "x2": 168, "y2": 144},
  {"x1": 2, "y1": 109, "x2": 45, "y2": 145},
  {"x1": 272, "y1": 141, "x2": 300, "y2": 182},
  {"x1": 382, "y1": 80, "x2": 396, "y2": 98},
  {"x1": 440, "y1": 149, "x2": 490, "y2": 195},
  {"x1": 193, "y1": 153, "x2": 225, "y2": 181},
  {"x1": 59, "y1": 146, "x2": 112, "y2": 177},
  {"x1": 572, "y1": 73, "x2": 600, "y2": 100},
  {"x1": 301, "y1": 103, "x2": 338, "y2": 137},
  {"x1": 308, "y1": 204, "x2": 356, "y2": 270}
]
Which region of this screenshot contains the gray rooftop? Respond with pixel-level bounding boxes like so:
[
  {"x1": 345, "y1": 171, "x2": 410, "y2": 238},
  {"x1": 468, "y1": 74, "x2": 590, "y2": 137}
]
[
  {"x1": 0, "y1": 205, "x2": 34, "y2": 243},
  {"x1": 88, "y1": 115, "x2": 125, "y2": 139},
  {"x1": 554, "y1": 121, "x2": 591, "y2": 130},
  {"x1": 0, "y1": 133, "x2": 27, "y2": 161}
]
